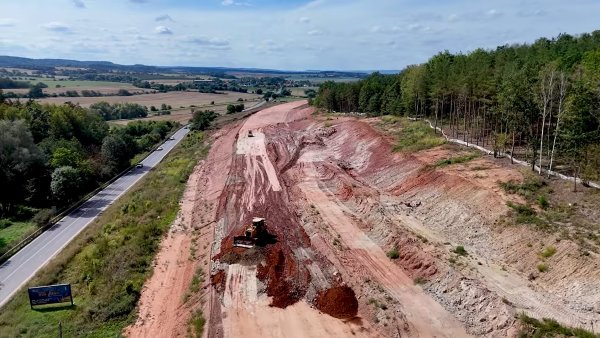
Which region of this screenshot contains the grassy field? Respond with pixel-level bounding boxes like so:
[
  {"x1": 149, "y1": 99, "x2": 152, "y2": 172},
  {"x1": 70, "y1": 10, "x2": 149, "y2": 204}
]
[
  {"x1": 6, "y1": 77, "x2": 146, "y2": 95},
  {"x1": 35, "y1": 91, "x2": 260, "y2": 108},
  {"x1": 0, "y1": 221, "x2": 36, "y2": 252},
  {"x1": 0, "y1": 131, "x2": 209, "y2": 338},
  {"x1": 376, "y1": 116, "x2": 446, "y2": 152},
  {"x1": 289, "y1": 86, "x2": 316, "y2": 97}
]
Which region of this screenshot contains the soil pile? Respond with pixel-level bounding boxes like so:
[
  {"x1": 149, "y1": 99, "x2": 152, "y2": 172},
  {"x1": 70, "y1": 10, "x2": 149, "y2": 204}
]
[{"x1": 315, "y1": 286, "x2": 359, "y2": 319}]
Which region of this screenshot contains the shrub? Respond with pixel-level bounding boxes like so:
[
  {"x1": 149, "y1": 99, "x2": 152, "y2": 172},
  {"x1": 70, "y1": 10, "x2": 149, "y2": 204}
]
[
  {"x1": 0, "y1": 219, "x2": 13, "y2": 229},
  {"x1": 539, "y1": 246, "x2": 557, "y2": 258},
  {"x1": 537, "y1": 263, "x2": 548, "y2": 272},
  {"x1": 537, "y1": 195, "x2": 549, "y2": 209},
  {"x1": 32, "y1": 209, "x2": 54, "y2": 227},
  {"x1": 386, "y1": 247, "x2": 399, "y2": 259},
  {"x1": 452, "y1": 245, "x2": 468, "y2": 256}
]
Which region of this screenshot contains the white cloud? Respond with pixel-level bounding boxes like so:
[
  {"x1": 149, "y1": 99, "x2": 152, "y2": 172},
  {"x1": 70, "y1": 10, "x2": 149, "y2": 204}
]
[
  {"x1": 307, "y1": 29, "x2": 322, "y2": 36},
  {"x1": 299, "y1": 17, "x2": 310, "y2": 23},
  {"x1": 72, "y1": 0, "x2": 86, "y2": 9},
  {"x1": 155, "y1": 14, "x2": 174, "y2": 22},
  {"x1": 185, "y1": 36, "x2": 230, "y2": 47},
  {"x1": 486, "y1": 9, "x2": 502, "y2": 18},
  {"x1": 130, "y1": 0, "x2": 148, "y2": 3},
  {"x1": 154, "y1": 26, "x2": 173, "y2": 35},
  {"x1": 43, "y1": 21, "x2": 71, "y2": 32},
  {"x1": 221, "y1": 0, "x2": 249, "y2": 6},
  {"x1": 0, "y1": 18, "x2": 16, "y2": 27}
]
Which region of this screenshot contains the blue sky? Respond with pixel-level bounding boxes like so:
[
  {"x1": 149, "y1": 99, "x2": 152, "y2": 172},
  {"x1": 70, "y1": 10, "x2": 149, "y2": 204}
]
[{"x1": 0, "y1": 0, "x2": 598, "y2": 70}]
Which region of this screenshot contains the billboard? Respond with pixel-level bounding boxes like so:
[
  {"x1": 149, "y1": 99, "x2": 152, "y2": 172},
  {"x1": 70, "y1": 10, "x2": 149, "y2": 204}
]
[{"x1": 28, "y1": 284, "x2": 73, "y2": 308}]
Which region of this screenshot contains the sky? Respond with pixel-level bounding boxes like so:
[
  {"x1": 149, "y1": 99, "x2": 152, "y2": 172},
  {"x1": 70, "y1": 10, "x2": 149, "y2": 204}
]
[{"x1": 0, "y1": 0, "x2": 598, "y2": 71}]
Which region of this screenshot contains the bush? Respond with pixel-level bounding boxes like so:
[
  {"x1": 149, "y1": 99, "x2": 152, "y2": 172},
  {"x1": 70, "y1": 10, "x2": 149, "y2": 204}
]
[
  {"x1": 452, "y1": 245, "x2": 468, "y2": 256},
  {"x1": 0, "y1": 219, "x2": 13, "y2": 229},
  {"x1": 537, "y1": 195, "x2": 549, "y2": 209},
  {"x1": 32, "y1": 209, "x2": 54, "y2": 227},
  {"x1": 539, "y1": 246, "x2": 557, "y2": 258},
  {"x1": 226, "y1": 104, "x2": 236, "y2": 114},
  {"x1": 537, "y1": 263, "x2": 548, "y2": 272},
  {"x1": 386, "y1": 247, "x2": 399, "y2": 259}
]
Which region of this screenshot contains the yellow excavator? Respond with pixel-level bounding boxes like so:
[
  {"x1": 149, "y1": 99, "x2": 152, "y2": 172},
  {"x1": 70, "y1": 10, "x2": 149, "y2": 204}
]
[{"x1": 233, "y1": 217, "x2": 265, "y2": 248}]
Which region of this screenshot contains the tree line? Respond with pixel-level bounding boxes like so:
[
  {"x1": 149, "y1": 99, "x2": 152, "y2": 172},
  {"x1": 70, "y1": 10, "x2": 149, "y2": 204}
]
[
  {"x1": 0, "y1": 98, "x2": 177, "y2": 221},
  {"x1": 313, "y1": 31, "x2": 600, "y2": 185}
]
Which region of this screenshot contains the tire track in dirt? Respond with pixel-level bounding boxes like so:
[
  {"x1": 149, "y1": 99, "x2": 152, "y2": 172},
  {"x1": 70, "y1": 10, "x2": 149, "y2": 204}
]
[{"x1": 298, "y1": 162, "x2": 470, "y2": 337}]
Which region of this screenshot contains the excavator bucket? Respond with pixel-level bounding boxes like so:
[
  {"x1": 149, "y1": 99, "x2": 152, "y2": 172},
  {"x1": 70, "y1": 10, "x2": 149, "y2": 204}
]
[{"x1": 233, "y1": 236, "x2": 256, "y2": 248}]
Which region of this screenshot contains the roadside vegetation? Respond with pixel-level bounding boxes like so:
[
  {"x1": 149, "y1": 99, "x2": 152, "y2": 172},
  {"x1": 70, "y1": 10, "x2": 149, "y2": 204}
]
[
  {"x1": 0, "y1": 98, "x2": 179, "y2": 256},
  {"x1": 0, "y1": 130, "x2": 209, "y2": 338},
  {"x1": 518, "y1": 313, "x2": 599, "y2": 338}
]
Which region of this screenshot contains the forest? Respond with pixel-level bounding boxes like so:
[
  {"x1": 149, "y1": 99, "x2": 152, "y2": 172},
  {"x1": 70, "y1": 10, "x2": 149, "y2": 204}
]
[
  {"x1": 0, "y1": 97, "x2": 177, "y2": 252},
  {"x1": 313, "y1": 31, "x2": 600, "y2": 184}
]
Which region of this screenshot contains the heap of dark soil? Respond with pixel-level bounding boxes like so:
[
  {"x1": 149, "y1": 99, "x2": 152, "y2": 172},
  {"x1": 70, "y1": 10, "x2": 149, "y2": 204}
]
[
  {"x1": 257, "y1": 247, "x2": 311, "y2": 308},
  {"x1": 315, "y1": 286, "x2": 359, "y2": 319}
]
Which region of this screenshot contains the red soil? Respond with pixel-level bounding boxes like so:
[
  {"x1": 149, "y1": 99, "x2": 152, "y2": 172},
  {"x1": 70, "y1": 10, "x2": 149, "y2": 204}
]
[{"x1": 315, "y1": 286, "x2": 359, "y2": 319}]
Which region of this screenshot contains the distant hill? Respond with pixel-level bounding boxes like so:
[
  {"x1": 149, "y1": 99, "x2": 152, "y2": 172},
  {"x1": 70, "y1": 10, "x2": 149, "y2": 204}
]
[{"x1": 0, "y1": 55, "x2": 367, "y2": 78}]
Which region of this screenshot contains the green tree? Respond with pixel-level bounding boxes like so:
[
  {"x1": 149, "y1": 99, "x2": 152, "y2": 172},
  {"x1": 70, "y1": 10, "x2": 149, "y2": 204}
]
[
  {"x1": 0, "y1": 120, "x2": 44, "y2": 216},
  {"x1": 226, "y1": 104, "x2": 236, "y2": 114},
  {"x1": 190, "y1": 110, "x2": 217, "y2": 131},
  {"x1": 50, "y1": 166, "x2": 81, "y2": 205}
]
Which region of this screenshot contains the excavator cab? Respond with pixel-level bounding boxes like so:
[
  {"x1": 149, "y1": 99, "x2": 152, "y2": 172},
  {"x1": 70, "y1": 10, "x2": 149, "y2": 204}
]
[
  {"x1": 248, "y1": 130, "x2": 254, "y2": 137},
  {"x1": 233, "y1": 217, "x2": 265, "y2": 248}
]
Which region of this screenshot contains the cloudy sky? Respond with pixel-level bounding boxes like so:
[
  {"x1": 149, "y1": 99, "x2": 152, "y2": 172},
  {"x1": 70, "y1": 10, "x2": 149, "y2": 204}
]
[{"x1": 0, "y1": 0, "x2": 598, "y2": 70}]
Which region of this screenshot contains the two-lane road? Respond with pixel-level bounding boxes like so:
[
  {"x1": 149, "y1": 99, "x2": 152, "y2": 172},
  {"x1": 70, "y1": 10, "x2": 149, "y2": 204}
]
[{"x1": 0, "y1": 126, "x2": 191, "y2": 308}]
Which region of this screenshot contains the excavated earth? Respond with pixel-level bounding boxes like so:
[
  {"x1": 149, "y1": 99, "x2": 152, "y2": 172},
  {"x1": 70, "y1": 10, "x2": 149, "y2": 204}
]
[{"x1": 127, "y1": 100, "x2": 600, "y2": 338}]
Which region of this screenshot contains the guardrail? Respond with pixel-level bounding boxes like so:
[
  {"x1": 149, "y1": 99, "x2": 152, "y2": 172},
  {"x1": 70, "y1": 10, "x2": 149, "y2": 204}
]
[{"x1": 0, "y1": 126, "x2": 184, "y2": 265}]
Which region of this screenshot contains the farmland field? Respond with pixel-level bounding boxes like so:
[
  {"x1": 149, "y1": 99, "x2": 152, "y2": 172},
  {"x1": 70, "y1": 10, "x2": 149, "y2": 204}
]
[
  {"x1": 35, "y1": 90, "x2": 260, "y2": 108},
  {"x1": 5, "y1": 78, "x2": 150, "y2": 95}
]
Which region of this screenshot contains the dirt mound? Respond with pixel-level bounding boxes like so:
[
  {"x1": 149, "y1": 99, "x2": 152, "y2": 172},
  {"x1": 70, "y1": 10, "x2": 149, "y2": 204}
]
[
  {"x1": 256, "y1": 247, "x2": 311, "y2": 308},
  {"x1": 315, "y1": 286, "x2": 359, "y2": 319}
]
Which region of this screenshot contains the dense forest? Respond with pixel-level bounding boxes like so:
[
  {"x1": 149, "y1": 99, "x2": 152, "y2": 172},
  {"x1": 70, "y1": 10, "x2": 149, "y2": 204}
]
[
  {"x1": 313, "y1": 31, "x2": 600, "y2": 184},
  {"x1": 0, "y1": 97, "x2": 177, "y2": 225}
]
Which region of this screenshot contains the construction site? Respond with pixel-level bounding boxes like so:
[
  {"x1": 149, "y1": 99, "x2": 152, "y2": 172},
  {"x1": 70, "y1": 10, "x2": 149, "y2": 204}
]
[{"x1": 125, "y1": 100, "x2": 600, "y2": 338}]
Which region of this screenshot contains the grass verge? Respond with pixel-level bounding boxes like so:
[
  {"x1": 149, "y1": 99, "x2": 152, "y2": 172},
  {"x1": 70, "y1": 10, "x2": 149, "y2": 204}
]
[
  {"x1": 0, "y1": 221, "x2": 36, "y2": 253},
  {"x1": 0, "y1": 131, "x2": 209, "y2": 338},
  {"x1": 391, "y1": 118, "x2": 446, "y2": 152}
]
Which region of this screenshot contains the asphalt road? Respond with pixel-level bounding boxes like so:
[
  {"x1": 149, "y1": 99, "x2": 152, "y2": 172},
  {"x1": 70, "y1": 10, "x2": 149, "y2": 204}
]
[{"x1": 0, "y1": 126, "x2": 191, "y2": 309}]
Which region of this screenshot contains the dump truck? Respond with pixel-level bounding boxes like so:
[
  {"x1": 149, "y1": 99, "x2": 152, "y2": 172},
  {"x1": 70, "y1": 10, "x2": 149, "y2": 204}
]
[{"x1": 233, "y1": 217, "x2": 265, "y2": 248}]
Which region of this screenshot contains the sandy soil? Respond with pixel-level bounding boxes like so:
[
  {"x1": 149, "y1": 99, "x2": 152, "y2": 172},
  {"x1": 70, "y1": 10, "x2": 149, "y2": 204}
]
[{"x1": 35, "y1": 91, "x2": 260, "y2": 108}]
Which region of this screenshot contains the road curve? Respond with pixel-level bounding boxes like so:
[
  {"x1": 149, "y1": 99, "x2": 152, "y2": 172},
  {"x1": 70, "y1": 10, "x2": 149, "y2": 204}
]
[{"x1": 0, "y1": 126, "x2": 191, "y2": 309}]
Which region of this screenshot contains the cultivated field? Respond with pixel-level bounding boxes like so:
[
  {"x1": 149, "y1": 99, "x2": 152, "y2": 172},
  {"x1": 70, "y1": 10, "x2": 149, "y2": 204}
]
[
  {"x1": 6, "y1": 78, "x2": 151, "y2": 95},
  {"x1": 36, "y1": 91, "x2": 261, "y2": 108}
]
